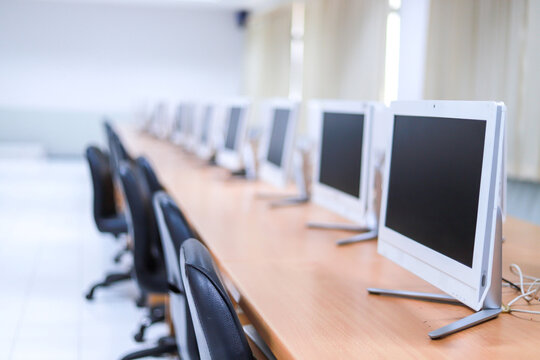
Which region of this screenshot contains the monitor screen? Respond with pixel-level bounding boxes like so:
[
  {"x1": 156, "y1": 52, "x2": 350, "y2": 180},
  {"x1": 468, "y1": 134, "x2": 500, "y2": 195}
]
[
  {"x1": 174, "y1": 106, "x2": 183, "y2": 132},
  {"x1": 385, "y1": 115, "x2": 486, "y2": 268},
  {"x1": 267, "y1": 109, "x2": 290, "y2": 167},
  {"x1": 225, "y1": 107, "x2": 242, "y2": 150},
  {"x1": 200, "y1": 106, "x2": 213, "y2": 144},
  {"x1": 184, "y1": 107, "x2": 194, "y2": 135},
  {"x1": 319, "y1": 112, "x2": 364, "y2": 198}
]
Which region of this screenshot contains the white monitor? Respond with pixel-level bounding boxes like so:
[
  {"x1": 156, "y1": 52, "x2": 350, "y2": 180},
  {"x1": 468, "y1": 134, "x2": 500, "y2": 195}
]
[
  {"x1": 149, "y1": 102, "x2": 170, "y2": 138},
  {"x1": 171, "y1": 102, "x2": 196, "y2": 147},
  {"x1": 377, "y1": 100, "x2": 506, "y2": 311},
  {"x1": 311, "y1": 100, "x2": 375, "y2": 224},
  {"x1": 258, "y1": 99, "x2": 299, "y2": 188},
  {"x1": 216, "y1": 99, "x2": 250, "y2": 171},
  {"x1": 194, "y1": 104, "x2": 217, "y2": 160}
]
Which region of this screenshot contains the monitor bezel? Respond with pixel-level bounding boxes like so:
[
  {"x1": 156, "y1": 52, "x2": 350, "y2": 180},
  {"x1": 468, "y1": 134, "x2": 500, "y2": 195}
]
[
  {"x1": 170, "y1": 102, "x2": 193, "y2": 146},
  {"x1": 311, "y1": 100, "x2": 374, "y2": 224},
  {"x1": 179, "y1": 102, "x2": 197, "y2": 149},
  {"x1": 216, "y1": 99, "x2": 250, "y2": 171},
  {"x1": 258, "y1": 99, "x2": 300, "y2": 188},
  {"x1": 378, "y1": 100, "x2": 505, "y2": 311},
  {"x1": 194, "y1": 103, "x2": 217, "y2": 160}
]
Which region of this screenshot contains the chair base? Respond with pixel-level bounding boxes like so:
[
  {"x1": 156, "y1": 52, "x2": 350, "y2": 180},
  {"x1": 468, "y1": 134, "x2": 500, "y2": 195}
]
[
  {"x1": 134, "y1": 304, "x2": 166, "y2": 342},
  {"x1": 113, "y1": 244, "x2": 130, "y2": 263},
  {"x1": 120, "y1": 336, "x2": 177, "y2": 360},
  {"x1": 85, "y1": 271, "x2": 131, "y2": 300}
]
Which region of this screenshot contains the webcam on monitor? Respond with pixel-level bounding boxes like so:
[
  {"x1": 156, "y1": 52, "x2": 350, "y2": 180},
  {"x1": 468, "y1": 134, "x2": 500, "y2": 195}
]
[{"x1": 368, "y1": 100, "x2": 506, "y2": 339}]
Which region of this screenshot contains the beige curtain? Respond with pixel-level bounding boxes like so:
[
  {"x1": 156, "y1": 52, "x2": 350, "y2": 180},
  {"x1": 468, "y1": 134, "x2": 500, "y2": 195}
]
[
  {"x1": 243, "y1": 5, "x2": 292, "y2": 99},
  {"x1": 424, "y1": 0, "x2": 540, "y2": 181},
  {"x1": 303, "y1": 0, "x2": 389, "y2": 101}
]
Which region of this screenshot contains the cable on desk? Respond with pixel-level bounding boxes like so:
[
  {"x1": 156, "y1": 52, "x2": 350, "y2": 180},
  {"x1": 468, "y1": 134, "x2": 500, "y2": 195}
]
[
  {"x1": 502, "y1": 277, "x2": 521, "y2": 292},
  {"x1": 501, "y1": 264, "x2": 540, "y2": 316}
]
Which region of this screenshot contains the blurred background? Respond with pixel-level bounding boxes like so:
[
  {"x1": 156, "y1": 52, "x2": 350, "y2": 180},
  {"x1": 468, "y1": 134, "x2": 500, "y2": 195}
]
[
  {"x1": 0, "y1": 0, "x2": 538, "y2": 220},
  {"x1": 0, "y1": 1, "x2": 539, "y2": 359},
  {"x1": 0, "y1": 0, "x2": 540, "y2": 223}
]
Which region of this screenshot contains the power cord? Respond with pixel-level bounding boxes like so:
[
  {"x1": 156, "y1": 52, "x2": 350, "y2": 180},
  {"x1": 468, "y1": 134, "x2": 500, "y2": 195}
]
[{"x1": 501, "y1": 264, "x2": 540, "y2": 315}]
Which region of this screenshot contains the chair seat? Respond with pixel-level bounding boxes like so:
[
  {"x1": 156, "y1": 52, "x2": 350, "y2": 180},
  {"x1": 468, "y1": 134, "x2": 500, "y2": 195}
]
[{"x1": 97, "y1": 214, "x2": 128, "y2": 236}]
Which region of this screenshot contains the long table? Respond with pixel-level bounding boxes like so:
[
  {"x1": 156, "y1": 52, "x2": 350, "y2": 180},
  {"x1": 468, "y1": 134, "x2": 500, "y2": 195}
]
[{"x1": 120, "y1": 125, "x2": 540, "y2": 359}]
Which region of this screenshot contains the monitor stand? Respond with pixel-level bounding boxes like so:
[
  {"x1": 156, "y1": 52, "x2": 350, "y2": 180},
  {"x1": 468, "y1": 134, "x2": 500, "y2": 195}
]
[
  {"x1": 367, "y1": 209, "x2": 503, "y2": 339},
  {"x1": 207, "y1": 153, "x2": 217, "y2": 166},
  {"x1": 308, "y1": 154, "x2": 384, "y2": 246},
  {"x1": 256, "y1": 192, "x2": 310, "y2": 208},
  {"x1": 256, "y1": 148, "x2": 311, "y2": 208},
  {"x1": 306, "y1": 221, "x2": 378, "y2": 245}
]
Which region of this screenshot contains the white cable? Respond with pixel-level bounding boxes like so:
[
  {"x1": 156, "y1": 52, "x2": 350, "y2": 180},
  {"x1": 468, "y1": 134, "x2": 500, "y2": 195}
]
[{"x1": 503, "y1": 264, "x2": 540, "y2": 315}]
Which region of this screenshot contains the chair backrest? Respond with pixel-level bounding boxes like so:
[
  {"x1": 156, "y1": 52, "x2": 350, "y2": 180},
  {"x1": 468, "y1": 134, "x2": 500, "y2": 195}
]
[
  {"x1": 118, "y1": 158, "x2": 167, "y2": 294},
  {"x1": 85, "y1": 146, "x2": 118, "y2": 229},
  {"x1": 153, "y1": 191, "x2": 200, "y2": 360},
  {"x1": 104, "y1": 121, "x2": 132, "y2": 178},
  {"x1": 180, "y1": 239, "x2": 253, "y2": 360},
  {"x1": 137, "y1": 157, "x2": 164, "y2": 194}
]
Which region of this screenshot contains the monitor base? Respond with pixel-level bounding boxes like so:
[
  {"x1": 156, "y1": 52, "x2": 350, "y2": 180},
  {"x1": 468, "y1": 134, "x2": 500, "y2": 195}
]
[
  {"x1": 307, "y1": 222, "x2": 371, "y2": 232},
  {"x1": 306, "y1": 222, "x2": 377, "y2": 246},
  {"x1": 336, "y1": 229, "x2": 378, "y2": 245},
  {"x1": 367, "y1": 208, "x2": 503, "y2": 339},
  {"x1": 229, "y1": 168, "x2": 256, "y2": 180},
  {"x1": 207, "y1": 154, "x2": 217, "y2": 166},
  {"x1": 270, "y1": 195, "x2": 309, "y2": 208},
  {"x1": 255, "y1": 192, "x2": 310, "y2": 208},
  {"x1": 366, "y1": 288, "x2": 501, "y2": 339}
]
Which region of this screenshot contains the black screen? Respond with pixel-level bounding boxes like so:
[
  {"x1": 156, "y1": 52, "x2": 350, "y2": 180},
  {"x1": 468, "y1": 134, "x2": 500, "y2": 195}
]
[
  {"x1": 319, "y1": 112, "x2": 364, "y2": 198},
  {"x1": 385, "y1": 115, "x2": 486, "y2": 268},
  {"x1": 267, "y1": 109, "x2": 290, "y2": 167},
  {"x1": 225, "y1": 107, "x2": 242, "y2": 150},
  {"x1": 201, "y1": 106, "x2": 213, "y2": 144}
]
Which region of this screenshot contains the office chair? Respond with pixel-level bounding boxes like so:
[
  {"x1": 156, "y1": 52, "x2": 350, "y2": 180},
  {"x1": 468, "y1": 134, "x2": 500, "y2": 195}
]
[
  {"x1": 104, "y1": 121, "x2": 133, "y2": 166},
  {"x1": 180, "y1": 239, "x2": 275, "y2": 360},
  {"x1": 84, "y1": 146, "x2": 131, "y2": 300},
  {"x1": 86, "y1": 145, "x2": 128, "y2": 237},
  {"x1": 153, "y1": 191, "x2": 200, "y2": 360},
  {"x1": 118, "y1": 159, "x2": 176, "y2": 360}
]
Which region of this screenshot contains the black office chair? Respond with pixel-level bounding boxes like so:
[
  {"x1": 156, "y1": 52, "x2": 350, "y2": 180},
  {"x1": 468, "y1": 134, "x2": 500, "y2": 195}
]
[
  {"x1": 153, "y1": 191, "x2": 200, "y2": 360},
  {"x1": 131, "y1": 157, "x2": 166, "y2": 339},
  {"x1": 118, "y1": 159, "x2": 176, "y2": 360},
  {"x1": 179, "y1": 239, "x2": 255, "y2": 360},
  {"x1": 104, "y1": 120, "x2": 133, "y2": 166},
  {"x1": 84, "y1": 146, "x2": 131, "y2": 300},
  {"x1": 86, "y1": 145, "x2": 128, "y2": 237}
]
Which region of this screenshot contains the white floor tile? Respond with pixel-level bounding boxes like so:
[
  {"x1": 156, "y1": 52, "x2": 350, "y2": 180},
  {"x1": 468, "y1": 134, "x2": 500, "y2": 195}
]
[{"x1": 0, "y1": 158, "x2": 151, "y2": 360}]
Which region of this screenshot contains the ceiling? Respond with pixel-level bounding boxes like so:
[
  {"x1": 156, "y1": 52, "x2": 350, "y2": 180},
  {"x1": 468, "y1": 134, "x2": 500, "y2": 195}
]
[{"x1": 24, "y1": 0, "x2": 294, "y2": 11}]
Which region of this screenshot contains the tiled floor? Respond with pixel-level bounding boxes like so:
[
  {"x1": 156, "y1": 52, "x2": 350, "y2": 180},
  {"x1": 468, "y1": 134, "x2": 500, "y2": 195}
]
[{"x1": 0, "y1": 158, "x2": 169, "y2": 360}]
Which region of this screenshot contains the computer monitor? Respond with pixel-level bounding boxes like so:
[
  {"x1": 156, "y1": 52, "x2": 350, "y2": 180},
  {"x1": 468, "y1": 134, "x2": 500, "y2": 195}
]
[
  {"x1": 170, "y1": 104, "x2": 184, "y2": 145},
  {"x1": 169, "y1": 102, "x2": 195, "y2": 147},
  {"x1": 258, "y1": 99, "x2": 299, "y2": 188},
  {"x1": 216, "y1": 99, "x2": 250, "y2": 171},
  {"x1": 148, "y1": 102, "x2": 170, "y2": 138},
  {"x1": 194, "y1": 104, "x2": 217, "y2": 160},
  {"x1": 377, "y1": 100, "x2": 505, "y2": 312},
  {"x1": 311, "y1": 100, "x2": 375, "y2": 224}
]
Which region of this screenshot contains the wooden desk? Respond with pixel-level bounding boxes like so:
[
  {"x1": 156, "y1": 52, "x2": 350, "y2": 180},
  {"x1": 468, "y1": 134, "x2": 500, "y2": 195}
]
[{"x1": 120, "y1": 125, "x2": 540, "y2": 359}]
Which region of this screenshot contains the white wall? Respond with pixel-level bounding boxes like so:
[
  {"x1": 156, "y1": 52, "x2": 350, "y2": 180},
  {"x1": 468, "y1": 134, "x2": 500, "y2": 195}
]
[
  {"x1": 397, "y1": 0, "x2": 430, "y2": 101},
  {"x1": 0, "y1": 1, "x2": 245, "y2": 155}
]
